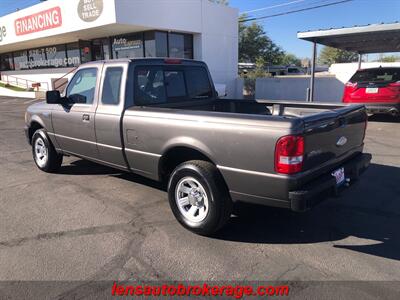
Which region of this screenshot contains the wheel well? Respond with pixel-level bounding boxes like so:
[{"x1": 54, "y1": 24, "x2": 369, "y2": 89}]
[
  {"x1": 159, "y1": 147, "x2": 215, "y2": 183},
  {"x1": 28, "y1": 122, "x2": 43, "y2": 143}
]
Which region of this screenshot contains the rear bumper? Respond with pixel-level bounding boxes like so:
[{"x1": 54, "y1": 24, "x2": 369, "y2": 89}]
[
  {"x1": 226, "y1": 152, "x2": 372, "y2": 211},
  {"x1": 289, "y1": 153, "x2": 372, "y2": 212},
  {"x1": 364, "y1": 103, "x2": 400, "y2": 116}
]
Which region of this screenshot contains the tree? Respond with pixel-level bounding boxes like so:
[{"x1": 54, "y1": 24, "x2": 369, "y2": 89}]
[
  {"x1": 318, "y1": 46, "x2": 358, "y2": 65},
  {"x1": 379, "y1": 55, "x2": 400, "y2": 62},
  {"x1": 239, "y1": 16, "x2": 284, "y2": 65},
  {"x1": 281, "y1": 53, "x2": 301, "y2": 66}
]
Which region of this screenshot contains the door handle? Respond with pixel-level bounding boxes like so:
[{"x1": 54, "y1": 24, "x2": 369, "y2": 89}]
[{"x1": 82, "y1": 114, "x2": 90, "y2": 122}]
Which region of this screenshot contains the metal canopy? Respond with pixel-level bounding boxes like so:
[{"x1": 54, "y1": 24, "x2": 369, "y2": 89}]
[
  {"x1": 297, "y1": 22, "x2": 400, "y2": 54},
  {"x1": 297, "y1": 21, "x2": 400, "y2": 102}
]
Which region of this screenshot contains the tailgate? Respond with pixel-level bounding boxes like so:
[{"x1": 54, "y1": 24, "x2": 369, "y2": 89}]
[
  {"x1": 301, "y1": 105, "x2": 367, "y2": 170},
  {"x1": 348, "y1": 82, "x2": 400, "y2": 103}
]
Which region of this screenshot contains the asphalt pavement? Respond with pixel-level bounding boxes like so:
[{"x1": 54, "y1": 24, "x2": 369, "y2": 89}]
[{"x1": 0, "y1": 96, "x2": 399, "y2": 298}]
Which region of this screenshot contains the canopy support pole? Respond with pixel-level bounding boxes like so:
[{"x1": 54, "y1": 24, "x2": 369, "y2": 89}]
[
  {"x1": 308, "y1": 41, "x2": 317, "y2": 102},
  {"x1": 358, "y1": 53, "x2": 362, "y2": 69}
]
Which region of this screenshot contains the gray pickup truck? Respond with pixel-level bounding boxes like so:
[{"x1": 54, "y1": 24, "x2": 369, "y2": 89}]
[{"x1": 25, "y1": 58, "x2": 371, "y2": 235}]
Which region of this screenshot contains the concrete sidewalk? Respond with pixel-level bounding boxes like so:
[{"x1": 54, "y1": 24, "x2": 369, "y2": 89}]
[{"x1": 0, "y1": 86, "x2": 36, "y2": 99}]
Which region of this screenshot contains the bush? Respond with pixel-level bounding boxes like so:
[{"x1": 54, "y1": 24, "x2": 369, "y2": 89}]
[{"x1": 241, "y1": 68, "x2": 271, "y2": 97}]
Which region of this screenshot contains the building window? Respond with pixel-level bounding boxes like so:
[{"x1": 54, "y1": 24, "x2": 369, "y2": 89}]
[
  {"x1": 27, "y1": 45, "x2": 68, "y2": 69},
  {"x1": 112, "y1": 33, "x2": 144, "y2": 59},
  {"x1": 0, "y1": 30, "x2": 194, "y2": 72},
  {"x1": 92, "y1": 38, "x2": 111, "y2": 61},
  {"x1": 28, "y1": 48, "x2": 46, "y2": 69},
  {"x1": 66, "y1": 43, "x2": 81, "y2": 67},
  {"x1": 46, "y1": 44, "x2": 68, "y2": 68},
  {"x1": 145, "y1": 31, "x2": 168, "y2": 58},
  {"x1": 184, "y1": 34, "x2": 193, "y2": 59},
  {"x1": 13, "y1": 50, "x2": 29, "y2": 70},
  {"x1": 0, "y1": 53, "x2": 14, "y2": 71},
  {"x1": 168, "y1": 33, "x2": 193, "y2": 59},
  {"x1": 168, "y1": 33, "x2": 184, "y2": 59},
  {"x1": 80, "y1": 40, "x2": 92, "y2": 64}
]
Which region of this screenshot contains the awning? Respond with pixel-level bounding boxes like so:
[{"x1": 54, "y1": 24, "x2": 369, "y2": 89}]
[
  {"x1": 297, "y1": 21, "x2": 400, "y2": 54},
  {"x1": 297, "y1": 21, "x2": 400, "y2": 102}
]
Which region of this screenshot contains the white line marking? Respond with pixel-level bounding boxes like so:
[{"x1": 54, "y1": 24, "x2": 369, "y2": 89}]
[{"x1": 24, "y1": 99, "x2": 41, "y2": 104}]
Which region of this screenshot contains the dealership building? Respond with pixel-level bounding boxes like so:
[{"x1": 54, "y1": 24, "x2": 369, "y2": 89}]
[{"x1": 0, "y1": 0, "x2": 238, "y2": 96}]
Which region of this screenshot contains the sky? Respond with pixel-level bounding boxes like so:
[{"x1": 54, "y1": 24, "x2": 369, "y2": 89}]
[
  {"x1": 231, "y1": 0, "x2": 400, "y2": 58},
  {"x1": 0, "y1": 0, "x2": 399, "y2": 59}
]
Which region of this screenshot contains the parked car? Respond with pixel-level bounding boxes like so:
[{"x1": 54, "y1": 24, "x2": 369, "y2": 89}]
[
  {"x1": 265, "y1": 65, "x2": 306, "y2": 76},
  {"x1": 25, "y1": 59, "x2": 371, "y2": 235},
  {"x1": 343, "y1": 67, "x2": 400, "y2": 116}
]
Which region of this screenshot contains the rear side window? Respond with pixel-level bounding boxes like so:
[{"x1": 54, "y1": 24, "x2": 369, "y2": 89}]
[
  {"x1": 350, "y1": 68, "x2": 400, "y2": 83},
  {"x1": 134, "y1": 65, "x2": 213, "y2": 106},
  {"x1": 101, "y1": 67, "x2": 123, "y2": 105}
]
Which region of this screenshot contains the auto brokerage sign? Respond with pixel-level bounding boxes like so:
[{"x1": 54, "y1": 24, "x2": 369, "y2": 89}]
[
  {"x1": 14, "y1": 7, "x2": 62, "y2": 36},
  {"x1": 0, "y1": 25, "x2": 6, "y2": 42}
]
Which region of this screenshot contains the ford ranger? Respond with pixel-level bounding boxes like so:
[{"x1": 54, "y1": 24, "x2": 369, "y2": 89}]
[{"x1": 25, "y1": 59, "x2": 371, "y2": 235}]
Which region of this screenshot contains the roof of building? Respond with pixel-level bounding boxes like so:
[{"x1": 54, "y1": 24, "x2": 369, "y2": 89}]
[{"x1": 297, "y1": 21, "x2": 400, "y2": 54}]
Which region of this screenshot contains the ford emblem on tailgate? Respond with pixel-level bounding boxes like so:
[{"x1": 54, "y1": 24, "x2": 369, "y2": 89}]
[{"x1": 336, "y1": 136, "x2": 348, "y2": 147}]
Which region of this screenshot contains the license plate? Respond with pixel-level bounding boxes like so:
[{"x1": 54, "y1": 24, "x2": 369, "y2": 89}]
[
  {"x1": 332, "y1": 167, "x2": 345, "y2": 186},
  {"x1": 366, "y1": 87, "x2": 378, "y2": 94}
]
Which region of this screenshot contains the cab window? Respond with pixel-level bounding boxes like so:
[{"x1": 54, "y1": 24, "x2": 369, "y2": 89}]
[
  {"x1": 66, "y1": 68, "x2": 98, "y2": 104},
  {"x1": 101, "y1": 67, "x2": 123, "y2": 105},
  {"x1": 135, "y1": 67, "x2": 167, "y2": 105},
  {"x1": 134, "y1": 65, "x2": 213, "y2": 106}
]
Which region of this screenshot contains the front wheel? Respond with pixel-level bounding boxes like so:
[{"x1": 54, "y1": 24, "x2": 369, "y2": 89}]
[
  {"x1": 168, "y1": 160, "x2": 232, "y2": 236},
  {"x1": 32, "y1": 129, "x2": 63, "y2": 173}
]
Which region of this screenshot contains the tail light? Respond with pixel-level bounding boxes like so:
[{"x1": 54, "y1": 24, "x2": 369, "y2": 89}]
[
  {"x1": 275, "y1": 135, "x2": 304, "y2": 174},
  {"x1": 388, "y1": 81, "x2": 400, "y2": 94},
  {"x1": 388, "y1": 81, "x2": 400, "y2": 87},
  {"x1": 345, "y1": 82, "x2": 358, "y2": 89},
  {"x1": 344, "y1": 82, "x2": 358, "y2": 93},
  {"x1": 343, "y1": 82, "x2": 358, "y2": 102}
]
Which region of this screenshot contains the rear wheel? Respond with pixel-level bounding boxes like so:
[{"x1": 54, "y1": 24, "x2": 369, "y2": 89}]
[
  {"x1": 32, "y1": 129, "x2": 63, "y2": 173},
  {"x1": 168, "y1": 160, "x2": 232, "y2": 236}
]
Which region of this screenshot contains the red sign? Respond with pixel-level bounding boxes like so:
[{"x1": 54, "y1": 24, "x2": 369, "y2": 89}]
[{"x1": 15, "y1": 7, "x2": 62, "y2": 36}]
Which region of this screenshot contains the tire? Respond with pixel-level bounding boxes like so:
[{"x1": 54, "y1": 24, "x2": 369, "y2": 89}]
[
  {"x1": 32, "y1": 129, "x2": 63, "y2": 173},
  {"x1": 168, "y1": 160, "x2": 232, "y2": 236}
]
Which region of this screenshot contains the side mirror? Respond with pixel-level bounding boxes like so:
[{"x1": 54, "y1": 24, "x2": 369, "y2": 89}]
[{"x1": 46, "y1": 90, "x2": 62, "y2": 104}]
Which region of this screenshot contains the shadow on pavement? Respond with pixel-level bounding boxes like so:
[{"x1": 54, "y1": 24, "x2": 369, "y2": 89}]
[
  {"x1": 115, "y1": 172, "x2": 166, "y2": 191},
  {"x1": 58, "y1": 159, "x2": 120, "y2": 176},
  {"x1": 368, "y1": 114, "x2": 400, "y2": 123},
  {"x1": 58, "y1": 159, "x2": 400, "y2": 261},
  {"x1": 59, "y1": 158, "x2": 166, "y2": 190},
  {"x1": 215, "y1": 163, "x2": 400, "y2": 261}
]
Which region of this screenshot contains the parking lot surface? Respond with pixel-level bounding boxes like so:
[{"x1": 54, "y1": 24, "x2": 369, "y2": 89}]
[{"x1": 0, "y1": 96, "x2": 399, "y2": 292}]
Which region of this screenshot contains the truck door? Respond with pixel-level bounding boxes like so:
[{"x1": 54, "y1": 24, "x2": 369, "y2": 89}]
[
  {"x1": 94, "y1": 62, "x2": 128, "y2": 169},
  {"x1": 51, "y1": 65, "x2": 102, "y2": 160}
]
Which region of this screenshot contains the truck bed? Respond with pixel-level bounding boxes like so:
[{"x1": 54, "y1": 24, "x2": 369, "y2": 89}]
[
  {"x1": 142, "y1": 98, "x2": 355, "y2": 118},
  {"x1": 125, "y1": 99, "x2": 367, "y2": 187}
]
